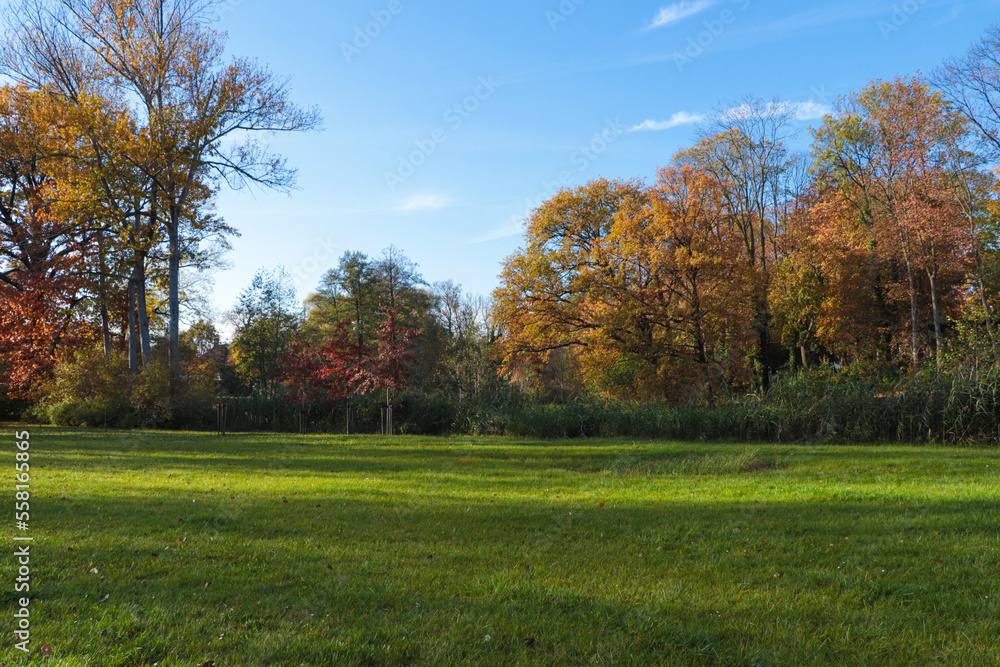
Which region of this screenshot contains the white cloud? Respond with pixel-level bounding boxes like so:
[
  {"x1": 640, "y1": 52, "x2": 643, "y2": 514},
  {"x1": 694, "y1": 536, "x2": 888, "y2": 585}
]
[
  {"x1": 790, "y1": 100, "x2": 832, "y2": 121},
  {"x1": 647, "y1": 0, "x2": 715, "y2": 30},
  {"x1": 630, "y1": 101, "x2": 829, "y2": 136},
  {"x1": 629, "y1": 111, "x2": 706, "y2": 133},
  {"x1": 393, "y1": 193, "x2": 451, "y2": 212}
]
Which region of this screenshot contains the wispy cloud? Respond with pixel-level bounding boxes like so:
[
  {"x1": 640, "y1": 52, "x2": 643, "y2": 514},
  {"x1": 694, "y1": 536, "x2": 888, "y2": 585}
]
[
  {"x1": 393, "y1": 193, "x2": 451, "y2": 212},
  {"x1": 789, "y1": 100, "x2": 832, "y2": 121},
  {"x1": 468, "y1": 219, "x2": 523, "y2": 244},
  {"x1": 934, "y1": 4, "x2": 963, "y2": 26},
  {"x1": 629, "y1": 111, "x2": 707, "y2": 132},
  {"x1": 647, "y1": 0, "x2": 715, "y2": 30},
  {"x1": 632, "y1": 101, "x2": 829, "y2": 135},
  {"x1": 731, "y1": 2, "x2": 887, "y2": 43}
]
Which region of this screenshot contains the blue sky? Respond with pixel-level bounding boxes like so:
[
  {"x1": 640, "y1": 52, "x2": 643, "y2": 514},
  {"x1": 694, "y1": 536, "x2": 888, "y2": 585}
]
[{"x1": 207, "y1": 0, "x2": 999, "y2": 326}]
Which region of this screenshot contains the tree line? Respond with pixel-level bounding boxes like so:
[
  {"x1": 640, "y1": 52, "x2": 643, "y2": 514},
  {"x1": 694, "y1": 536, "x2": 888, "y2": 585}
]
[
  {"x1": 494, "y1": 30, "x2": 1000, "y2": 403},
  {"x1": 228, "y1": 247, "x2": 500, "y2": 415},
  {"x1": 3, "y1": 18, "x2": 1000, "y2": 434}
]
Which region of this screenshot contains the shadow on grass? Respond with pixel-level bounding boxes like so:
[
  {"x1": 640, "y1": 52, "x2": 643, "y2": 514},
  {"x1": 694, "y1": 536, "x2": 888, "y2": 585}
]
[{"x1": 7, "y1": 489, "x2": 1000, "y2": 665}]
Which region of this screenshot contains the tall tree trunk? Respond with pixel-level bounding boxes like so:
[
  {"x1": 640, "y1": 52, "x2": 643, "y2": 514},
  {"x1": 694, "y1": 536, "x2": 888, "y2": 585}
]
[
  {"x1": 97, "y1": 230, "x2": 111, "y2": 358},
  {"x1": 100, "y1": 303, "x2": 111, "y2": 358},
  {"x1": 140, "y1": 190, "x2": 156, "y2": 364},
  {"x1": 905, "y1": 260, "x2": 920, "y2": 372},
  {"x1": 971, "y1": 235, "x2": 993, "y2": 326},
  {"x1": 754, "y1": 284, "x2": 771, "y2": 391},
  {"x1": 134, "y1": 248, "x2": 152, "y2": 364},
  {"x1": 928, "y1": 268, "x2": 943, "y2": 370},
  {"x1": 130, "y1": 203, "x2": 150, "y2": 368},
  {"x1": 128, "y1": 275, "x2": 139, "y2": 376},
  {"x1": 168, "y1": 202, "x2": 181, "y2": 394},
  {"x1": 691, "y1": 279, "x2": 708, "y2": 366}
]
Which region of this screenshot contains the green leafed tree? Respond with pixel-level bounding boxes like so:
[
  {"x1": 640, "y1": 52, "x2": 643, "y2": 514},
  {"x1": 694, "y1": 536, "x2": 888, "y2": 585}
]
[{"x1": 228, "y1": 268, "x2": 299, "y2": 398}]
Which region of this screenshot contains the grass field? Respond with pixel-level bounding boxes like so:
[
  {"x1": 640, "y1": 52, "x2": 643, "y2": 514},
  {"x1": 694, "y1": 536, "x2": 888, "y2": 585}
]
[{"x1": 2, "y1": 427, "x2": 999, "y2": 666}]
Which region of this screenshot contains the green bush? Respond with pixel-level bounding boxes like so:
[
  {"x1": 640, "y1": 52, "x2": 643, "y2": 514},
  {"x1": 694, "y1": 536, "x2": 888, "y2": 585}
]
[
  {"x1": 38, "y1": 345, "x2": 221, "y2": 430},
  {"x1": 48, "y1": 398, "x2": 137, "y2": 428}
]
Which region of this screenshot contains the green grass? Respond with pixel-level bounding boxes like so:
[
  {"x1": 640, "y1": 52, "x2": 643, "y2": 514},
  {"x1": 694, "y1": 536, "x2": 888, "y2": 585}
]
[{"x1": 2, "y1": 427, "x2": 999, "y2": 666}]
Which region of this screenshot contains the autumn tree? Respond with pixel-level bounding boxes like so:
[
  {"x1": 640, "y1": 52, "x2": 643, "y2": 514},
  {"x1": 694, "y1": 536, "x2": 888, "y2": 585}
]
[
  {"x1": 675, "y1": 98, "x2": 803, "y2": 389},
  {"x1": 0, "y1": 85, "x2": 96, "y2": 397},
  {"x1": 494, "y1": 173, "x2": 766, "y2": 401},
  {"x1": 645, "y1": 165, "x2": 752, "y2": 392},
  {"x1": 356, "y1": 306, "x2": 419, "y2": 417},
  {"x1": 812, "y1": 77, "x2": 973, "y2": 369},
  {"x1": 493, "y1": 179, "x2": 644, "y2": 396},
  {"x1": 771, "y1": 191, "x2": 891, "y2": 366},
  {"x1": 275, "y1": 323, "x2": 367, "y2": 410},
  {"x1": 4, "y1": 0, "x2": 321, "y2": 394}
]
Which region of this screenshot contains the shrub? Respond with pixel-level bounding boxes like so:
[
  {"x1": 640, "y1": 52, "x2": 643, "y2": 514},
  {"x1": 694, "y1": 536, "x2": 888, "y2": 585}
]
[{"x1": 39, "y1": 345, "x2": 220, "y2": 429}]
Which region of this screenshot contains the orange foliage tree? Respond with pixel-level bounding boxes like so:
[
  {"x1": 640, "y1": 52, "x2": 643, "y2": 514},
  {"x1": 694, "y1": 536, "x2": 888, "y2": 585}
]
[
  {"x1": 493, "y1": 173, "x2": 756, "y2": 401},
  {"x1": 0, "y1": 86, "x2": 96, "y2": 398},
  {"x1": 812, "y1": 77, "x2": 975, "y2": 369}
]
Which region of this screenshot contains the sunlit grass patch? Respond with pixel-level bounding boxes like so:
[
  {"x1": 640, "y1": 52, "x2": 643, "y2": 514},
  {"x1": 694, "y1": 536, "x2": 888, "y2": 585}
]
[{"x1": 603, "y1": 447, "x2": 778, "y2": 476}]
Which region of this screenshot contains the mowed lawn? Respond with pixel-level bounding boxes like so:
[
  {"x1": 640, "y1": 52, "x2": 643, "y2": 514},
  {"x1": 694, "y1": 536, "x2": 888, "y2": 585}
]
[{"x1": 2, "y1": 428, "x2": 999, "y2": 666}]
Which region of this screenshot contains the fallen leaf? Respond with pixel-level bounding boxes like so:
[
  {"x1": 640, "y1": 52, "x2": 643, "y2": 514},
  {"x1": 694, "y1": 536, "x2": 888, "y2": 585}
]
[
  {"x1": 201, "y1": 662, "x2": 215, "y2": 667},
  {"x1": 89, "y1": 568, "x2": 99, "y2": 575},
  {"x1": 39, "y1": 644, "x2": 52, "y2": 656}
]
